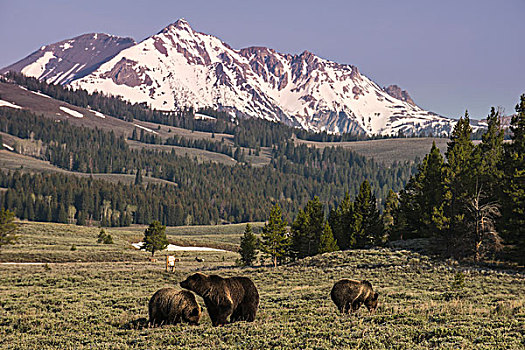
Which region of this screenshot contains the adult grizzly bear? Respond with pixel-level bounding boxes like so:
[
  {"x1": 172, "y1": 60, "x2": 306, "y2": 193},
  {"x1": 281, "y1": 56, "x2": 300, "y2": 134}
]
[
  {"x1": 330, "y1": 279, "x2": 379, "y2": 314},
  {"x1": 148, "y1": 288, "x2": 201, "y2": 326},
  {"x1": 180, "y1": 273, "x2": 259, "y2": 326}
]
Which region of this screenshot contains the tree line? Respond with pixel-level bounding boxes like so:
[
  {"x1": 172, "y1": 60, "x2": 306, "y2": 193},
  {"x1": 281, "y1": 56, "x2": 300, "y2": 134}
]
[
  {"x1": 241, "y1": 96, "x2": 525, "y2": 265},
  {"x1": 0, "y1": 104, "x2": 415, "y2": 226}
]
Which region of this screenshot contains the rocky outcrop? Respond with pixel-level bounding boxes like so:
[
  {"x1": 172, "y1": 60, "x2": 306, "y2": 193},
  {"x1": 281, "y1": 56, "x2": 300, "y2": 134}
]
[{"x1": 383, "y1": 85, "x2": 416, "y2": 106}]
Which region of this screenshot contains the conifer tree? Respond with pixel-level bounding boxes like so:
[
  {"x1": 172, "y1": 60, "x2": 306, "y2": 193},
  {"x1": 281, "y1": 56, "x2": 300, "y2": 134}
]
[
  {"x1": 353, "y1": 180, "x2": 381, "y2": 248},
  {"x1": 328, "y1": 192, "x2": 354, "y2": 249},
  {"x1": 290, "y1": 197, "x2": 325, "y2": 258},
  {"x1": 135, "y1": 169, "x2": 143, "y2": 185},
  {"x1": 239, "y1": 223, "x2": 258, "y2": 266},
  {"x1": 142, "y1": 220, "x2": 168, "y2": 256},
  {"x1": 381, "y1": 189, "x2": 399, "y2": 243},
  {"x1": 438, "y1": 112, "x2": 475, "y2": 255},
  {"x1": 476, "y1": 107, "x2": 504, "y2": 201},
  {"x1": 260, "y1": 204, "x2": 290, "y2": 267},
  {"x1": 318, "y1": 222, "x2": 338, "y2": 254},
  {"x1": 290, "y1": 209, "x2": 309, "y2": 259},
  {"x1": 502, "y1": 95, "x2": 525, "y2": 248}
]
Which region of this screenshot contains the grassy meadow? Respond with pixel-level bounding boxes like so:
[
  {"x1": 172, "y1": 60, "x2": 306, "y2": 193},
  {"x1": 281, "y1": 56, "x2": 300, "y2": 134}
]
[{"x1": 0, "y1": 222, "x2": 524, "y2": 349}]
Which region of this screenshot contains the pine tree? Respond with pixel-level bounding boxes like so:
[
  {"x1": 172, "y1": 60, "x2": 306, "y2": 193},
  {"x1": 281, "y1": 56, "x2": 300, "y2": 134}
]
[
  {"x1": 239, "y1": 223, "x2": 258, "y2": 266},
  {"x1": 420, "y1": 142, "x2": 445, "y2": 237},
  {"x1": 142, "y1": 220, "x2": 168, "y2": 256},
  {"x1": 290, "y1": 197, "x2": 325, "y2": 258},
  {"x1": 135, "y1": 169, "x2": 143, "y2": 185},
  {"x1": 0, "y1": 208, "x2": 18, "y2": 250},
  {"x1": 260, "y1": 204, "x2": 290, "y2": 267},
  {"x1": 318, "y1": 222, "x2": 338, "y2": 254},
  {"x1": 291, "y1": 209, "x2": 309, "y2": 259},
  {"x1": 439, "y1": 112, "x2": 476, "y2": 255},
  {"x1": 353, "y1": 180, "x2": 381, "y2": 248},
  {"x1": 381, "y1": 189, "x2": 399, "y2": 243},
  {"x1": 328, "y1": 192, "x2": 354, "y2": 250},
  {"x1": 502, "y1": 95, "x2": 525, "y2": 249},
  {"x1": 476, "y1": 107, "x2": 504, "y2": 202}
]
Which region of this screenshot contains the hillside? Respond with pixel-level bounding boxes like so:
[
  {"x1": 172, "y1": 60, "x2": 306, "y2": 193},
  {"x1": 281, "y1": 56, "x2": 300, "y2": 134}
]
[
  {"x1": 1, "y1": 33, "x2": 135, "y2": 84},
  {"x1": 0, "y1": 222, "x2": 523, "y2": 349}
]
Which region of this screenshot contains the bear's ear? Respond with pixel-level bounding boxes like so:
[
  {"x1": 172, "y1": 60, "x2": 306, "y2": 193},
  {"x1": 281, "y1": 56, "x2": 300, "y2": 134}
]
[{"x1": 373, "y1": 292, "x2": 379, "y2": 301}]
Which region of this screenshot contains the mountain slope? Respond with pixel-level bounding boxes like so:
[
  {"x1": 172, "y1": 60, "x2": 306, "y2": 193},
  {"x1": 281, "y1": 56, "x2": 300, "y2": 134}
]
[
  {"x1": 1, "y1": 33, "x2": 135, "y2": 85},
  {"x1": 71, "y1": 19, "x2": 458, "y2": 136}
]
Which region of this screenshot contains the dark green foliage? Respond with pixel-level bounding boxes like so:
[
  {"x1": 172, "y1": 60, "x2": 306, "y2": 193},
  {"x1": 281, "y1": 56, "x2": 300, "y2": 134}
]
[
  {"x1": 328, "y1": 192, "x2": 354, "y2": 250},
  {"x1": 0, "y1": 104, "x2": 415, "y2": 227},
  {"x1": 260, "y1": 204, "x2": 290, "y2": 267},
  {"x1": 290, "y1": 197, "x2": 325, "y2": 259},
  {"x1": 134, "y1": 169, "x2": 143, "y2": 185},
  {"x1": 353, "y1": 180, "x2": 382, "y2": 248},
  {"x1": 0, "y1": 208, "x2": 18, "y2": 250},
  {"x1": 97, "y1": 229, "x2": 113, "y2": 244},
  {"x1": 142, "y1": 221, "x2": 168, "y2": 256},
  {"x1": 391, "y1": 98, "x2": 525, "y2": 261},
  {"x1": 381, "y1": 189, "x2": 399, "y2": 244},
  {"x1": 502, "y1": 95, "x2": 525, "y2": 250},
  {"x1": 396, "y1": 142, "x2": 445, "y2": 239},
  {"x1": 239, "y1": 224, "x2": 258, "y2": 266},
  {"x1": 318, "y1": 222, "x2": 338, "y2": 254}
]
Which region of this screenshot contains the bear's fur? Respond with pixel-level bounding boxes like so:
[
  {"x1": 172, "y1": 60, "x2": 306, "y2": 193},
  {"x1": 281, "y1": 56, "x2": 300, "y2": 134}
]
[
  {"x1": 148, "y1": 288, "x2": 201, "y2": 326},
  {"x1": 330, "y1": 279, "x2": 379, "y2": 314},
  {"x1": 180, "y1": 272, "x2": 259, "y2": 326}
]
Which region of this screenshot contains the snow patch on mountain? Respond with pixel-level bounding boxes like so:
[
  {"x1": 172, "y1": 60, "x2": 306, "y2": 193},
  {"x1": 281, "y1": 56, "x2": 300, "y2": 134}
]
[
  {"x1": 133, "y1": 123, "x2": 158, "y2": 134},
  {"x1": 59, "y1": 106, "x2": 83, "y2": 118},
  {"x1": 21, "y1": 51, "x2": 55, "y2": 78},
  {"x1": 0, "y1": 99, "x2": 22, "y2": 109}
]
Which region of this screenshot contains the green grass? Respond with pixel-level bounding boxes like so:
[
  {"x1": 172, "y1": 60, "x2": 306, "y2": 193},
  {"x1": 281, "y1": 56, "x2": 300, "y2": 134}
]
[{"x1": 1, "y1": 222, "x2": 524, "y2": 349}]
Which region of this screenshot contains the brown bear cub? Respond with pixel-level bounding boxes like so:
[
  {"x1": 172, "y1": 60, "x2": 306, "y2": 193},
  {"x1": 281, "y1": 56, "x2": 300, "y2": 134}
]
[
  {"x1": 330, "y1": 279, "x2": 379, "y2": 314},
  {"x1": 180, "y1": 272, "x2": 259, "y2": 326},
  {"x1": 148, "y1": 288, "x2": 201, "y2": 326}
]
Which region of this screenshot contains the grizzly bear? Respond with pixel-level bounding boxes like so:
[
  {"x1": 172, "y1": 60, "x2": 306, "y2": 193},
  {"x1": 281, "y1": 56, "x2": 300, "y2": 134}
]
[
  {"x1": 180, "y1": 273, "x2": 259, "y2": 326},
  {"x1": 148, "y1": 288, "x2": 201, "y2": 326},
  {"x1": 330, "y1": 279, "x2": 379, "y2": 314}
]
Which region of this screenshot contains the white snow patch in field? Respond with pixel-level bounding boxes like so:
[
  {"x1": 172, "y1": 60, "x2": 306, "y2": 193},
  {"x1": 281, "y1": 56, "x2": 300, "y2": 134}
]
[
  {"x1": 0, "y1": 99, "x2": 22, "y2": 109},
  {"x1": 21, "y1": 51, "x2": 55, "y2": 78},
  {"x1": 2, "y1": 144, "x2": 14, "y2": 151},
  {"x1": 133, "y1": 123, "x2": 158, "y2": 134},
  {"x1": 132, "y1": 242, "x2": 225, "y2": 252},
  {"x1": 89, "y1": 109, "x2": 106, "y2": 118},
  {"x1": 59, "y1": 106, "x2": 84, "y2": 118}
]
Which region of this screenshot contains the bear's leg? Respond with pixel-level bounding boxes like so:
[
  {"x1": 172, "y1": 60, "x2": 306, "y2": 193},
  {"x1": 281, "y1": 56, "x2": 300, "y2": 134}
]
[
  {"x1": 242, "y1": 303, "x2": 257, "y2": 322},
  {"x1": 230, "y1": 306, "x2": 242, "y2": 322},
  {"x1": 351, "y1": 300, "x2": 362, "y2": 312}
]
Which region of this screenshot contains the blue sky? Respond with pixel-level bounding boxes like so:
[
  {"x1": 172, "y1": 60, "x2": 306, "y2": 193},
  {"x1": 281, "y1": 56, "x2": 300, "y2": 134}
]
[{"x1": 1, "y1": 0, "x2": 523, "y2": 119}]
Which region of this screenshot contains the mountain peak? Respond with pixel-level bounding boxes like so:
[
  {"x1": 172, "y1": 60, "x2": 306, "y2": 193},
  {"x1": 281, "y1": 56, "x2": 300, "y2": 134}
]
[
  {"x1": 162, "y1": 18, "x2": 193, "y2": 33},
  {"x1": 383, "y1": 85, "x2": 416, "y2": 107},
  {"x1": 30, "y1": 21, "x2": 464, "y2": 137}
]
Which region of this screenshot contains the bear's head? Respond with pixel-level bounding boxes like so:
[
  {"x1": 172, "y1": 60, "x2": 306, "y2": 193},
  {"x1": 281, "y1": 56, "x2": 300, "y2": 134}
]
[
  {"x1": 183, "y1": 305, "x2": 201, "y2": 325},
  {"x1": 180, "y1": 273, "x2": 209, "y2": 297},
  {"x1": 365, "y1": 292, "x2": 379, "y2": 312}
]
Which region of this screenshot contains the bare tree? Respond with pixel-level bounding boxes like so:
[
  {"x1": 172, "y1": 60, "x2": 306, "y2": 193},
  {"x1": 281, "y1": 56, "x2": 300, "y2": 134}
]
[{"x1": 465, "y1": 183, "x2": 502, "y2": 261}]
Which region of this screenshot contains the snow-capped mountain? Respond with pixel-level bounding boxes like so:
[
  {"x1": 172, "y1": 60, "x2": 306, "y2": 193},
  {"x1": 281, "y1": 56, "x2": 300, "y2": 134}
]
[
  {"x1": 4, "y1": 20, "x2": 466, "y2": 136},
  {"x1": 2, "y1": 33, "x2": 135, "y2": 85},
  {"x1": 71, "y1": 19, "x2": 457, "y2": 136}
]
